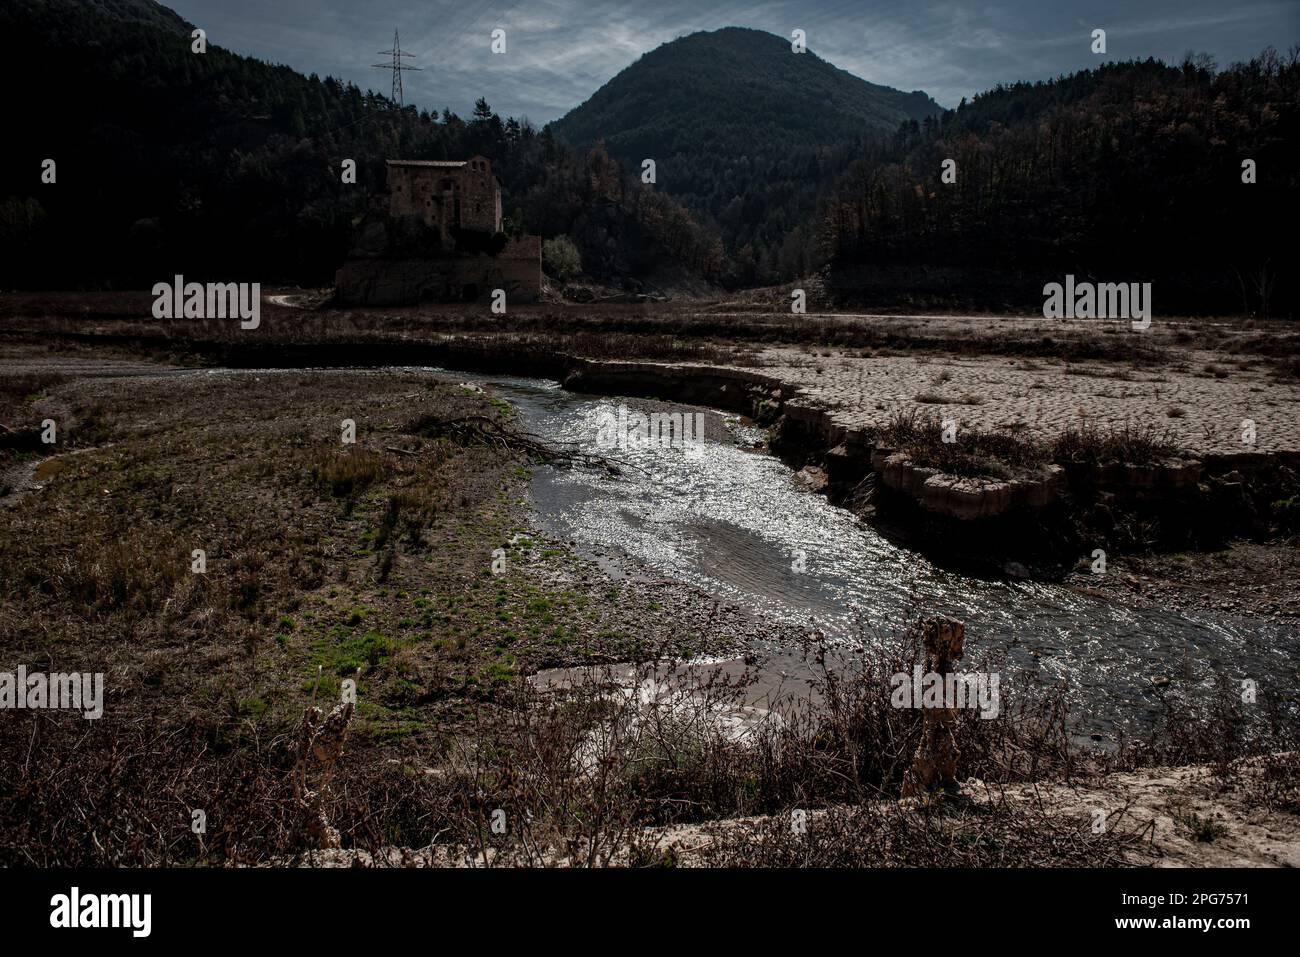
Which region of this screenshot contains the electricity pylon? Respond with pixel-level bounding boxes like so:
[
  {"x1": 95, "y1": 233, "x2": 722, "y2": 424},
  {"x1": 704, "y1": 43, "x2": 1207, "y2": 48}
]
[{"x1": 373, "y1": 30, "x2": 421, "y2": 106}]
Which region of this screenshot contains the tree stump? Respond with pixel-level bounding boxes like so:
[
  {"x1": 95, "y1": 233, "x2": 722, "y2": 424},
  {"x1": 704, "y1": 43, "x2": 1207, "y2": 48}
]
[{"x1": 901, "y1": 615, "x2": 966, "y2": 798}]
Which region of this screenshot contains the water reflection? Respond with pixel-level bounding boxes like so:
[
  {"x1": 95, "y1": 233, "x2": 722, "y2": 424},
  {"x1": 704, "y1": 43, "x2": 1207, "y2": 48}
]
[{"x1": 485, "y1": 376, "x2": 1295, "y2": 735}]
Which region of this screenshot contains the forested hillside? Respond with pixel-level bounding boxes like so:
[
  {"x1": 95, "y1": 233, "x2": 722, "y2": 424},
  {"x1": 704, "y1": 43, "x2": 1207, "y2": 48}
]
[
  {"x1": 2, "y1": 0, "x2": 1294, "y2": 313},
  {"x1": 0, "y1": 0, "x2": 721, "y2": 289},
  {"x1": 550, "y1": 27, "x2": 941, "y2": 284},
  {"x1": 823, "y1": 52, "x2": 1300, "y2": 315}
]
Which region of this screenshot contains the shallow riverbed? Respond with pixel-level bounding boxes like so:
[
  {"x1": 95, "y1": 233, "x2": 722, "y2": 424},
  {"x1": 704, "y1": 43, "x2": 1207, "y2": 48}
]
[
  {"x1": 483, "y1": 375, "x2": 1295, "y2": 738},
  {"x1": 16, "y1": 354, "x2": 1288, "y2": 738}
]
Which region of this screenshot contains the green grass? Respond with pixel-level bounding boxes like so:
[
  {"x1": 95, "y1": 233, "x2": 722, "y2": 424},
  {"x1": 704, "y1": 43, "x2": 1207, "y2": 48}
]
[
  {"x1": 314, "y1": 629, "x2": 398, "y2": 677},
  {"x1": 1176, "y1": 810, "x2": 1229, "y2": 843}
]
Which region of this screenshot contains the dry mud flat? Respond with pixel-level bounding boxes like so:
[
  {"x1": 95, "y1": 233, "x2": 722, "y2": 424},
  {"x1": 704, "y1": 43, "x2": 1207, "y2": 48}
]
[
  {"x1": 758, "y1": 341, "x2": 1300, "y2": 457},
  {"x1": 283, "y1": 756, "x2": 1300, "y2": 868}
]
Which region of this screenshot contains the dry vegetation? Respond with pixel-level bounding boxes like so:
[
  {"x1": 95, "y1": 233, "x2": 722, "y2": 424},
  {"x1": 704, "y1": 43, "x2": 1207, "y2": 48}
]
[
  {"x1": 876, "y1": 408, "x2": 1052, "y2": 479},
  {"x1": 872, "y1": 408, "x2": 1183, "y2": 478},
  {"x1": 0, "y1": 366, "x2": 744, "y2": 761},
  {"x1": 3, "y1": 616, "x2": 1294, "y2": 867},
  {"x1": 1, "y1": 303, "x2": 1297, "y2": 868},
  {"x1": 3, "y1": 291, "x2": 1299, "y2": 376}
]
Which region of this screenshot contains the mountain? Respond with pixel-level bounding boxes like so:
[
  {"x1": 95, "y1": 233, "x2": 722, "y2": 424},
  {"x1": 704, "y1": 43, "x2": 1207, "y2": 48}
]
[
  {"x1": 823, "y1": 53, "x2": 1299, "y2": 315},
  {"x1": 549, "y1": 27, "x2": 941, "y2": 280},
  {"x1": 0, "y1": 0, "x2": 722, "y2": 290}
]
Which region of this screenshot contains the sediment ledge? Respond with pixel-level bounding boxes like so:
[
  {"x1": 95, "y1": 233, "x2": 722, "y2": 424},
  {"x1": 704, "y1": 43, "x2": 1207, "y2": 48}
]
[
  {"x1": 566, "y1": 357, "x2": 1071, "y2": 525},
  {"x1": 871, "y1": 451, "x2": 1067, "y2": 521},
  {"x1": 558, "y1": 357, "x2": 1294, "y2": 559}
]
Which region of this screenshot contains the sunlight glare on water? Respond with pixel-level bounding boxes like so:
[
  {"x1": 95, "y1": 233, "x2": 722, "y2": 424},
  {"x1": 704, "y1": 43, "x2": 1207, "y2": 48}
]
[{"x1": 484, "y1": 376, "x2": 1294, "y2": 734}]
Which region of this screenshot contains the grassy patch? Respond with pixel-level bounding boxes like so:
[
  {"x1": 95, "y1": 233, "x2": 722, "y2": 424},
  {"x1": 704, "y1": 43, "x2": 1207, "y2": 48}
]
[
  {"x1": 1052, "y1": 421, "x2": 1179, "y2": 465},
  {"x1": 875, "y1": 408, "x2": 1049, "y2": 480}
]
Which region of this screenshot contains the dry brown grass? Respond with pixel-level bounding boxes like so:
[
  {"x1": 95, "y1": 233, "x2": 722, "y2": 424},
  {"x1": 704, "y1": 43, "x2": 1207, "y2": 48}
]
[
  {"x1": 2, "y1": 621, "x2": 1291, "y2": 867},
  {"x1": 874, "y1": 408, "x2": 1051, "y2": 479},
  {"x1": 0, "y1": 362, "x2": 760, "y2": 867},
  {"x1": 1052, "y1": 420, "x2": 1180, "y2": 466}
]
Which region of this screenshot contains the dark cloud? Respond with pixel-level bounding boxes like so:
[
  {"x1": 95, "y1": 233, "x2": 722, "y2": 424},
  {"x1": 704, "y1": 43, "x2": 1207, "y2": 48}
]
[{"x1": 166, "y1": 0, "x2": 1299, "y2": 121}]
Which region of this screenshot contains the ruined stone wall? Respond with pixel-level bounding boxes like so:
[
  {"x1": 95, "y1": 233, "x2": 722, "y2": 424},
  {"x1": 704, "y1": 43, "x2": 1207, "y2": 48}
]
[
  {"x1": 388, "y1": 158, "x2": 501, "y2": 237},
  {"x1": 338, "y1": 159, "x2": 533, "y2": 305},
  {"x1": 335, "y1": 250, "x2": 540, "y2": 306},
  {"x1": 388, "y1": 165, "x2": 441, "y2": 225},
  {"x1": 458, "y1": 157, "x2": 501, "y2": 234},
  {"x1": 496, "y1": 236, "x2": 542, "y2": 299}
]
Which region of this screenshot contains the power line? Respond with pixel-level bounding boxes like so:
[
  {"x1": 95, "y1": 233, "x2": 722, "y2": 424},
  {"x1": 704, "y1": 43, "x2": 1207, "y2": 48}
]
[{"x1": 372, "y1": 29, "x2": 421, "y2": 106}]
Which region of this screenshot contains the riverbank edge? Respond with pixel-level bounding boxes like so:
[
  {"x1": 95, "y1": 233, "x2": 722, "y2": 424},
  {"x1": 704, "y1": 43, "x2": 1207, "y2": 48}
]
[{"x1": 4, "y1": 327, "x2": 1297, "y2": 580}]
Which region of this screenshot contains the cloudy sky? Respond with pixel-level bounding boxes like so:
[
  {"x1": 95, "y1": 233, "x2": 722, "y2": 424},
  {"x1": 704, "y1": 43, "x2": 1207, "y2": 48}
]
[{"x1": 166, "y1": 0, "x2": 1299, "y2": 122}]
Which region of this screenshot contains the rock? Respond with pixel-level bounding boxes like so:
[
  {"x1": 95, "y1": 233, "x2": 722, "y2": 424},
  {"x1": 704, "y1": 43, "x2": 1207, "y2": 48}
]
[
  {"x1": 918, "y1": 473, "x2": 1012, "y2": 520},
  {"x1": 1088, "y1": 458, "x2": 1203, "y2": 500},
  {"x1": 874, "y1": 451, "x2": 1062, "y2": 520},
  {"x1": 1009, "y1": 464, "x2": 1066, "y2": 508},
  {"x1": 793, "y1": 466, "x2": 828, "y2": 492}
]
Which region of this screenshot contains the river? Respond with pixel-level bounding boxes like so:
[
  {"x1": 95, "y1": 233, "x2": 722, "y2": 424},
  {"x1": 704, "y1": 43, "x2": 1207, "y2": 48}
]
[{"x1": 481, "y1": 374, "x2": 1295, "y2": 738}]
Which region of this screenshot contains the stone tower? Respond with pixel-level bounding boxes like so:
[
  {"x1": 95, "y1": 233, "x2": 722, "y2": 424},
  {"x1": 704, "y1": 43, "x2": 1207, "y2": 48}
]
[{"x1": 386, "y1": 155, "x2": 503, "y2": 244}]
